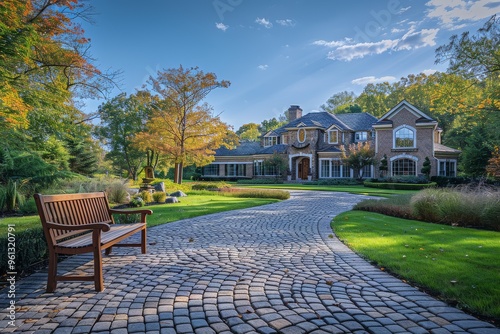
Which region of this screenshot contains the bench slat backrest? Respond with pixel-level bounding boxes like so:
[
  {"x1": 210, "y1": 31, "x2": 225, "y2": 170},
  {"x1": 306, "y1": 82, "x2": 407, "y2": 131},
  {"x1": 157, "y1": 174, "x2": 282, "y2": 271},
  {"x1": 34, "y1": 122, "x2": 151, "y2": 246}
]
[{"x1": 34, "y1": 192, "x2": 114, "y2": 243}]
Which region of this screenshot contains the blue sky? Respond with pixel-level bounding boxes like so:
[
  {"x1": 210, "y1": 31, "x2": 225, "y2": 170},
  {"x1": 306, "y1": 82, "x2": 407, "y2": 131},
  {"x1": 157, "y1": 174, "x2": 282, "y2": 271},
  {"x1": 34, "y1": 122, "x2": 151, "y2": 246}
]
[{"x1": 81, "y1": 0, "x2": 500, "y2": 129}]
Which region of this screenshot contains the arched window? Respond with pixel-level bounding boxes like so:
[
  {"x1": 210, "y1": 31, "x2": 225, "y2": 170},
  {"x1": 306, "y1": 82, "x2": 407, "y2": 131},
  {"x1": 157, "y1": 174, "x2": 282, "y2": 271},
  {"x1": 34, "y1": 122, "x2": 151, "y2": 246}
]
[
  {"x1": 297, "y1": 129, "x2": 306, "y2": 143},
  {"x1": 392, "y1": 158, "x2": 416, "y2": 176},
  {"x1": 394, "y1": 126, "x2": 415, "y2": 148}
]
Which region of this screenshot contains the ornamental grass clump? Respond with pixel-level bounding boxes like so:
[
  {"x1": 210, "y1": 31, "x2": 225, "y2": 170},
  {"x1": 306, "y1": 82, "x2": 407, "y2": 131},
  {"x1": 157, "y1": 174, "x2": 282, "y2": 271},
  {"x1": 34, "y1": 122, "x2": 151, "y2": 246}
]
[{"x1": 411, "y1": 187, "x2": 500, "y2": 230}]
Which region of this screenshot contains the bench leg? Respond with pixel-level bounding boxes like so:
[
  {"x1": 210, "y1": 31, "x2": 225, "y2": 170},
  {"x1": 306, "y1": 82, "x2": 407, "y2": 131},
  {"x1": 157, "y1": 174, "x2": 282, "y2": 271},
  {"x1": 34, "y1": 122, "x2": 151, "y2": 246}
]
[
  {"x1": 141, "y1": 229, "x2": 147, "y2": 254},
  {"x1": 93, "y1": 238, "x2": 104, "y2": 291},
  {"x1": 105, "y1": 246, "x2": 112, "y2": 255},
  {"x1": 47, "y1": 251, "x2": 58, "y2": 293}
]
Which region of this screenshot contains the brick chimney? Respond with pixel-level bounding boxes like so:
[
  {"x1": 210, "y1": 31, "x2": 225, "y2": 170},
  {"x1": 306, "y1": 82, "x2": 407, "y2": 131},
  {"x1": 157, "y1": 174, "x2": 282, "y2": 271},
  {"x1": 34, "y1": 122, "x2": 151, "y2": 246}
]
[{"x1": 287, "y1": 105, "x2": 302, "y2": 121}]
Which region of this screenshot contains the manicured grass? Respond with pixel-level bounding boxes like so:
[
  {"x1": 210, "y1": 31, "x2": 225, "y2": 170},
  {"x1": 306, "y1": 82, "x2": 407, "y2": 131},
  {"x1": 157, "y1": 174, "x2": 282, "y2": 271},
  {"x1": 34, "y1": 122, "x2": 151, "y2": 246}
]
[
  {"x1": 143, "y1": 195, "x2": 279, "y2": 228},
  {"x1": 0, "y1": 195, "x2": 279, "y2": 233},
  {"x1": 332, "y1": 210, "x2": 500, "y2": 320},
  {"x1": 241, "y1": 183, "x2": 417, "y2": 197}
]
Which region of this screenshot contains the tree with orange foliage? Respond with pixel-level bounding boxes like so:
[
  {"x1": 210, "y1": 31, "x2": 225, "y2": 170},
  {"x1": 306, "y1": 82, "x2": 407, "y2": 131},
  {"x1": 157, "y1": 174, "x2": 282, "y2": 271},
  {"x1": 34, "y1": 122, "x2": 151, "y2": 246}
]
[
  {"x1": 341, "y1": 141, "x2": 376, "y2": 180},
  {"x1": 0, "y1": 0, "x2": 118, "y2": 133},
  {"x1": 134, "y1": 66, "x2": 237, "y2": 184},
  {"x1": 486, "y1": 146, "x2": 500, "y2": 179}
]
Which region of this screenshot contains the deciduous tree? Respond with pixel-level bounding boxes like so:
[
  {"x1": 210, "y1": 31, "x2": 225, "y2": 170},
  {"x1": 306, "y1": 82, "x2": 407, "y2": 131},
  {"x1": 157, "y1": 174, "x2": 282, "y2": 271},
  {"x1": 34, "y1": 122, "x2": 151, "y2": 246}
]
[
  {"x1": 341, "y1": 142, "x2": 376, "y2": 180},
  {"x1": 136, "y1": 66, "x2": 236, "y2": 184}
]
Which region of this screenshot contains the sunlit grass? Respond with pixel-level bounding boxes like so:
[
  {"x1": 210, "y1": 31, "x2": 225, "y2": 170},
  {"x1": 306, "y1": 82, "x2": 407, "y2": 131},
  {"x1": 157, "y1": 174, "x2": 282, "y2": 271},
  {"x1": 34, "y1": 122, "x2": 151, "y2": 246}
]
[
  {"x1": 0, "y1": 194, "x2": 279, "y2": 233},
  {"x1": 240, "y1": 183, "x2": 417, "y2": 198},
  {"x1": 332, "y1": 210, "x2": 500, "y2": 320}
]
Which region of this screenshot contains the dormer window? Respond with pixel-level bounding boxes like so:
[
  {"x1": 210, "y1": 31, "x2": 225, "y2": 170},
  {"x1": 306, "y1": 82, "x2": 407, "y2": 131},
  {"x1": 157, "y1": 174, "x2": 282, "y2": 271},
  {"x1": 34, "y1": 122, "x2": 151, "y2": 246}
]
[
  {"x1": 327, "y1": 130, "x2": 338, "y2": 144},
  {"x1": 355, "y1": 131, "x2": 368, "y2": 142},
  {"x1": 297, "y1": 129, "x2": 306, "y2": 143},
  {"x1": 264, "y1": 136, "x2": 277, "y2": 147},
  {"x1": 394, "y1": 125, "x2": 415, "y2": 148}
]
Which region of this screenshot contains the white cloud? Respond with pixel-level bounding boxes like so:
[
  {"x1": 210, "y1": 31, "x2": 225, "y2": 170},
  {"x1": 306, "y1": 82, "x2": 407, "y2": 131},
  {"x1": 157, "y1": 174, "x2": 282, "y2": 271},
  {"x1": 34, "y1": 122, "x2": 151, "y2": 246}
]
[
  {"x1": 351, "y1": 76, "x2": 397, "y2": 85},
  {"x1": 312, "y1": 39, "x2": 348, "y2": 48},
  {"x1": 426, "y1": 0, "x2": 500, "y2": 29},
  {"x1": 276, "y1": 19, "x2": 295, "y2": 27},
  {"x1": 215, "y1": 22, "x2": 229, "y2": 32},
  {"x1": 422, "y1": 68, "x2": 438, "y2": 75},
  {"x1": 326, "y1": 39, "x2": 398, "y2": 61},
  {"x1": 317, "y1": 28, "x2": 439, "y2": 61},
  {"x1": 399, "y1": 6, "x2": 412, "y2": 13},
  {"x1": 395, "y1": 28, "x2": 439, "y2": 50},
  {"x1": 255, "y1": 17, "x2": 273, "y2": 28},
  {"x1": 258, "y1": 64, "x2": 269, "y2": 70}
]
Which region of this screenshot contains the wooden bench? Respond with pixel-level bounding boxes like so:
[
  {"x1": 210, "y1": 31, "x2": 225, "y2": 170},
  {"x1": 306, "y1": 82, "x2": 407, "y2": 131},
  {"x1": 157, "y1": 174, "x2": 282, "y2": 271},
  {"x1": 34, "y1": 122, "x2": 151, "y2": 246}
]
[{"x1": 34, "y1": 192, "x2": 152, "y2": 292}]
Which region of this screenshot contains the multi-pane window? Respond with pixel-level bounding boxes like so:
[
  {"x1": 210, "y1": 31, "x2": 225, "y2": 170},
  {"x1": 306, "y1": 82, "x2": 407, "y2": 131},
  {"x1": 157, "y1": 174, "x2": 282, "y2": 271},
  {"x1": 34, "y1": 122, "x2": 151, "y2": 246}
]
[
  {"x1": 439, "y1": 160, "x2": 456, "y2": 177},
  {"x1": 361, "y1": 164, "x2": 372, "y2": 178},
  {"x1": 264, "y1": 136, "x2": 277, "y2": 147},
  {"x1": 226, "y1": 164, "x2": 246, "y2": 177},
  {"x1": 202, "y1": 164, "x2": 219, "y2": 176},
  {"x1": 328, "y1": 130, "x2": 338, "y2": 144},
  {"x1": 319, "y1": 159, "x2": 350, "y2": 178},
  {"x1": 355, "y1": 131, "x2": 368, "y2": 142},
  {"x1": 254, "y1": 160, "x2": 279, "y2": 176},
  {"x1": 395, "y1": 127, "x2": 415, "y2": 148},
  {"x1": 254, "y1": 161, "x2": 263, "y2": 176},
  {"x1": 392, "y1": 158, "x2": 416, "y2": 176}
]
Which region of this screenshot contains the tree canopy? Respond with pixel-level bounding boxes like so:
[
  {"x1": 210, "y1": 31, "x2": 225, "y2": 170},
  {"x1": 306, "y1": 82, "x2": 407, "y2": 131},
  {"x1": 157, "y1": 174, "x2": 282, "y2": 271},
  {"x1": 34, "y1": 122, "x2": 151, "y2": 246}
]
[{"x1": 134, "y1": 66, "x2": 237, "y2": 184}]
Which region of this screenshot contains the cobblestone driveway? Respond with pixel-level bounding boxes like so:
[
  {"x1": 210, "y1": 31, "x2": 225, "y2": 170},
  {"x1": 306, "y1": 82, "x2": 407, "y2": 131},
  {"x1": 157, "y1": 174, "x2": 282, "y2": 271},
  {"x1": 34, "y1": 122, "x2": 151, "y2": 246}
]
[{"x1": 1, "y1": 190, "x2": 498, "y2": 333}]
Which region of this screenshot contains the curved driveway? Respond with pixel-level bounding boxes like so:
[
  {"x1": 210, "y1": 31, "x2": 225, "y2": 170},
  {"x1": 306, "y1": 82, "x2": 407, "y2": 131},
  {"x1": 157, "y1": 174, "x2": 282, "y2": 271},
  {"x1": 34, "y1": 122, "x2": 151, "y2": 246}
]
[{"x1": 1, "y1": 190, "x2": 498, "y2": 333}]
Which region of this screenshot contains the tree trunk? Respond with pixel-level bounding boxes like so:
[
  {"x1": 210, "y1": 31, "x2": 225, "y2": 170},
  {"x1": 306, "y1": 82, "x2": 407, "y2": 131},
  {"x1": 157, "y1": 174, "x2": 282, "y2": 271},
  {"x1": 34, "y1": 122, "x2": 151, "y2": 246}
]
[{"x1": 174, "y1": 162, "x2": 183, "y2": 184}]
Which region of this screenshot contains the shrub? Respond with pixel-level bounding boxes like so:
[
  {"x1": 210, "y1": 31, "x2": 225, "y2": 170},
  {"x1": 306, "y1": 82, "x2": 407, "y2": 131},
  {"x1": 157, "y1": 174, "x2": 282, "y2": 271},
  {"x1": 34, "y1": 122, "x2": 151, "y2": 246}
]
[
  {"x1": 236, "y1": 178, "x2": 284, "y2": 185},
  {"x1": 18, "y1": 197, "x2": 38, "y2": 215},
  {"x1": 312, "y1": 178, "x2": 360, "y2": 186},
  {"x1": 107, "y1": 182, "x2": 129, "y2": 203},
  {"x1": 114, "y1": 213, "x2": 140, "y2": 224},
  {"x1": 0, "y1": 227, "x2": 47, "y2": 276},
  {"x1": 370, "y1": 175, "x2": 429, "y2": 184},
  {"x1": 139, "y1": 190, "x2": 153, "y2": 203},
  {"x1": 152, "y1": 191, "x2": 167, "y2": 203},
  {"x1": 129, "y1": 197, "x2": 145, "y2": 207},
  {"x1": 364, "y1": 181, "x2": 436, "y2": 190},
  {"x1": 191, "y1": 182, "x2": 231, "y2": 190},
  {"x1": 219, "y1": 188, "x2": 290, "y2": 200}
]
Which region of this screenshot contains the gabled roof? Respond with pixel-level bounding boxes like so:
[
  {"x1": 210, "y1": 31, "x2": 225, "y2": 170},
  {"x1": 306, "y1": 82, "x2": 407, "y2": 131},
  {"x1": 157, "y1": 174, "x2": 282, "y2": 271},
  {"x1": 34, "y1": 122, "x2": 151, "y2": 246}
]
[{"x1": 377, "y1": 100, "x2": 435, "y2": 123}]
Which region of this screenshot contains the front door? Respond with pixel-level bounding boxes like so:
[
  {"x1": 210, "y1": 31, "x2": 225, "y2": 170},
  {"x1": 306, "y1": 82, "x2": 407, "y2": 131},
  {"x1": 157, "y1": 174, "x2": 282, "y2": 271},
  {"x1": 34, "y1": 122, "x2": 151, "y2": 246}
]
[{"x1": 298, "y1": 158, "x2": 310, "y2": 180}]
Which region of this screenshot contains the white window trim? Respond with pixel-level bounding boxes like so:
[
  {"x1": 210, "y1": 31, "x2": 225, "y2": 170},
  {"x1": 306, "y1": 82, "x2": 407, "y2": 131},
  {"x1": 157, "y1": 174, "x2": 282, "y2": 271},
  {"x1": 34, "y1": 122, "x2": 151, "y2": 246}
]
[
  {"x1": 393, "y1": 125, "x2": 416, "y2": 149},
  {"x1": 297, "y1": 128, "x2": 307, "y2": 143},
  {"x1": 328, "y1": 130, "x2": 339, "y2": 144},
  {"x1": 390, "y1": 155, "x2": 418, "y2": 176},
  {"x1": 355, "y1": 131, "x2": 368, "y2": 142},
  {"x1": 264, "y1": 136, "x2": 277, "y2": 147},
  {"x1": 438, "y1": 159, "x2": 457, "y2": 177},
  {"x1": 318, "y1": 158, "x2": 350, "y2": 178}
]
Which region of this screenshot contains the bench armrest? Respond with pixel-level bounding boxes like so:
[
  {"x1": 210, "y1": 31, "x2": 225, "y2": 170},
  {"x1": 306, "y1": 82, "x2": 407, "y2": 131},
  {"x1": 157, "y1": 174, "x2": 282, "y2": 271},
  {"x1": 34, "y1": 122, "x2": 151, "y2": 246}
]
[
  {"x1": 46, "y1": 221, "x2": 111, "y2": 232},
  {"x1": 109, "y1": 209, "x2": 153, "y2": 215}
]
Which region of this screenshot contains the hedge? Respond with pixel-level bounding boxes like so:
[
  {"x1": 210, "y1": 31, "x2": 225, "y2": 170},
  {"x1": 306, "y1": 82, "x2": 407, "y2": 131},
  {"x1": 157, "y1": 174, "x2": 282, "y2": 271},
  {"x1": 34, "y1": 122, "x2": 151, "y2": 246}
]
[
  {"x1": 364, "y1": 181, "x2": 437, "y2": 190},
  {"x1": 0, "y1": 227, "x2": 48, "y2": 276}
]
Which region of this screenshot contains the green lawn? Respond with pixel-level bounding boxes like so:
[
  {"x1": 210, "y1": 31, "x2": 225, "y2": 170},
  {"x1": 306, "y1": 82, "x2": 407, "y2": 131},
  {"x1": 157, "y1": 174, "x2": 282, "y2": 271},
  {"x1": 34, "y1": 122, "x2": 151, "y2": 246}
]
[
  {"x1": 241, "y1": 183, "x2": 417, "y2": 197},
  {"x1": 0, "y1": 195, "x2": 279, "y2": 233},
  {"x1": 332, "y1": 210, "x2": 500, "y2": 320}
]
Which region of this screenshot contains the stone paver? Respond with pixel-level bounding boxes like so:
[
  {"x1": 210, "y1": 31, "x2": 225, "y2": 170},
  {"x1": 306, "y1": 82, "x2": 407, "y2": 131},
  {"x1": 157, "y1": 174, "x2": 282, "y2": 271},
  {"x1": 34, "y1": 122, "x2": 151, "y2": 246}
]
[{"x1": 1, "y1": 191, "x2": 498, "y2": 333}]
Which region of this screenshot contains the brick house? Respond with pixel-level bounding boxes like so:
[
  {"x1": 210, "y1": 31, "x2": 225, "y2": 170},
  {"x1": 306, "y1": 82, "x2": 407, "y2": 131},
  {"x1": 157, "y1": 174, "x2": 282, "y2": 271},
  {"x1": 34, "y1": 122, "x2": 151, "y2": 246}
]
[{"x1": 201, "y1": 100, "x2": 460, "y2": 180}]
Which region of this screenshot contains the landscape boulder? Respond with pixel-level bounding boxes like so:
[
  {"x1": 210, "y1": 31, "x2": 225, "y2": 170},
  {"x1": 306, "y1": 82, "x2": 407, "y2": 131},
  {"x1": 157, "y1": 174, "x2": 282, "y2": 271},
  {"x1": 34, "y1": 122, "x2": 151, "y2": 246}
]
[
  {"x1": 165, "y1": 197, "x2": 179, "y2": 204},
  {"x1": 170, "y1": 190, "x2": 187, "y2": 197}
]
